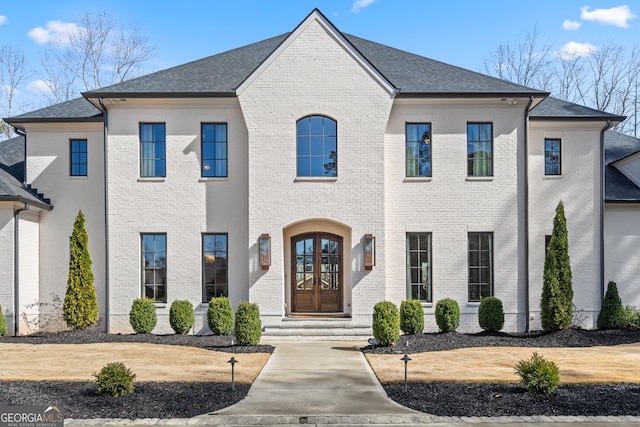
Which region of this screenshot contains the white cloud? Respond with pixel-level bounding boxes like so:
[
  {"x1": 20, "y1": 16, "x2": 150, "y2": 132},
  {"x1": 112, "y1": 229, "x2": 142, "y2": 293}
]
[
  {"x1": 556, "y1": 41, "x2": 597, "y2": 60},
  {"x1": 28, "y1": 20, "x2": 80, "y2": 45},
  {"x1": 27, "y1": 80, "x2": 53, "y2": 93},
  {"x1": 0, "y1": 15, "x2": 7, "y2": 26},
  {"x1": 580, "y1": 5, "x2": 637, "y2": 28},
  {"x1": 351, "y1": 0, "x2": 376, "y2": 13},
  {"x1": 562, "y1": 19, "x2": 582, "y2": 30}
]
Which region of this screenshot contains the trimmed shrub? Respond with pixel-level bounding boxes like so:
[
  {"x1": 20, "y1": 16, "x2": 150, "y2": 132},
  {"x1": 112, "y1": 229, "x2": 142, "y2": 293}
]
[
  {"x1": 94, "y1": 362, "x2": 136, "y2": 397},
  {"x1": 129, "y1": 298, "x2": 156, "y2": 334},
  {"x1": 207, "y1": 297, "x2": 234, "y2": 335},
  {"x1": 372, "y1": 301, "x2": 400, "y2": 345},
  {"x1": 63, "y1": 210, "x2": 99, "y2": 329},
  {"x1": 514, "y1": 352, "x2": 561, "y2": 395},
  {"x1": 235, "y1": 301, "x2": 262, "y2": 345},
  {"x1": 435, "y1": 298, "x2": 460, "y2": 332},
  {"x1": 478, "y1": 296, "x2": 505, "y2": 332},
  {"x1": 597, "y1": 281, "x2": 626, "y2": 329},
  {"x1": 541, "y1": 201, "x2": 573, "y2": 331},
  {"x1": 623, "y1": 306, "x2": 640, "y2": 329},
  {"x1": 169, "y1": 300, "x2": 194, "y2": 334},
  {"x1": 400, "y1": 300, "x2": 424, "y2": 335},
  {"x1": 0, "y1": 304, "x2": 7, "y2": 336}
]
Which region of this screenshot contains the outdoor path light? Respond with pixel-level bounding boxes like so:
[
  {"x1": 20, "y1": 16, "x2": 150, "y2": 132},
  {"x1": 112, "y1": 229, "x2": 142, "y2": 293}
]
[
  {"x1": 368, "y1": 337, "x2": 379, "y2": 353},
  {"x1": 228, "y1": 357, "x2": 238, "y2": 391},
  {"x1": 401, "y1": 353, "x2": 412, "y2": 392}
]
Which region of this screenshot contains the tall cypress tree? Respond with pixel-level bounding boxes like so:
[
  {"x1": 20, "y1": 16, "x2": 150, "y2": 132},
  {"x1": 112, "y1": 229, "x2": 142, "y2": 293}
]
[
  {"x1": 63, "y1": 210, "x2": 99, "y2": 329},
  {"x1": 540, "y1": 201, "x2": 574, "y2": 331}
]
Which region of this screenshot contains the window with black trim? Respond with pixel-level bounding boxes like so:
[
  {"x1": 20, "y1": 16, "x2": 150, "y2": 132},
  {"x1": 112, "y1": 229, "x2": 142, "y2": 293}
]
[
  {"x1": 544, "y1": 138, "x2": 561, "y2": 175},
  {"x1": 202, "y1": 123, "x2": 227, "y2": 177},
  {"x1": 203, "y1": 233, "x2": 228, "y2": 302},
  {"x1": 140, "y1": 123, "x2": 166, "y2": 177},
  {"x1": 467, "y1": 123, "x2": 493, "y2": 177},
  {"x1": 296, "y1": 115, "x2": 337, "y2": 177},
  {"x1": 407, "y1": 233, "x2": 432, "y2": 302},
  {"x1": 70, "y1": 139, "x2": 87, "y2": 176},
  {"x1": 468, "y1": 232, "x2": 493, "y2": 301},
  {"x1": 142, "y1": 233, "x2": 167, "y2": 303},
  {"x1": 406, "y1": 123, "x2": 431, "y2": 177}
]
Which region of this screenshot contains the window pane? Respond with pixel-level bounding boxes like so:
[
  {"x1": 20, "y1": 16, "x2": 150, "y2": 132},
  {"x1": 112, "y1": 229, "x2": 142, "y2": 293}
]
[
  {"x1": 297, "y1": 116, "x2": 337, "y2": 177},
  {"x1": 406, "y1": 123, "x2": 431, "y2": 177},
  {"x1": 310, "y1": 116, "x2": 323, "y2": 135},
  {"x1": 202, "y1": 234, "x2": 228, "y2": 302},
  {"x1": 140, "y1": 124, "x2": 166, "y2": 177},
  {"x1": 468, "y1": 232, "x2": 492, "y2": 301},
  {"x1": 141, "y1": 234, "x2": 167, "y2": 303},
  {"x1": 311, "y1": 157, "x2": 324, "y2": 176},
  {"x1": 467, "y1": 123, "x2": 492, "y2": 177},
  {"x1": 324, "y1": 118, "x2": 336, "y2": 136},
  {"x1": 406, "y1": 233, "x2": 432, "y2": 302},
  {"x1": 297, "y1": 157, "x2": 310, "y2": 176}
]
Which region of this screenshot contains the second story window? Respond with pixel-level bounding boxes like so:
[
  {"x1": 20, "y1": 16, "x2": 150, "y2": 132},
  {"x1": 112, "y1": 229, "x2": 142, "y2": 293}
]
[
  {"x1": 202, "y1": 123, "x2": 228, "y2": 177},
  {"x1": 467, "y1": 123, "x2": 493, "y2": 177},
  {"x1": 544, "y1": 138, "x2": 561, "y2": 176},
  {"x1": 296, "y1": 115, "x2": 337, "y2": 177},
  {"x1": 70, "y1": 139, "x2": 87, "y2": 176},
  {"x1": 406, "y1": 123, "x2": 432, "y2": 177},
  {"x1": 140, "y1": 123, "x2": 166, "y2": 177}
]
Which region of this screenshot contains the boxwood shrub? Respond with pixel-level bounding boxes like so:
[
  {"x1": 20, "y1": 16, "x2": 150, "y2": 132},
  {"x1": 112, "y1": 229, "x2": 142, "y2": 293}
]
[
  {"x1": 129, "y1": 298, "x2": 157, "y2": 334},
  {"x1": 372, "y1": 301, "x2": 400, "y2": 345},
  {"x1": 207, "y1": 297, "x2": 234, "y2": 335},
  {"x1": 235, "y1": 301, "x2": 262, "y2": 345},
  {"x1": 514, "y1": 352, "x2": 561, "y2": 395},
  {"x1": 478, "y1": 296, "x2": 505, "y2": 332},
  {"x1": 399, "y1": 299, "x2": 424, "y2": 335},
  {"x1": 169, "y1": 300, "x2": 194, "y2": 334},
  {"x1": 435, "y1": 298, "x2": 460, "y2": 332},
  {"x1": 94, "y1": 362, "x2": 136, "y2": 397},
  {"x1": 597, "y1": 281, "x2": 626, "y2": 329}
]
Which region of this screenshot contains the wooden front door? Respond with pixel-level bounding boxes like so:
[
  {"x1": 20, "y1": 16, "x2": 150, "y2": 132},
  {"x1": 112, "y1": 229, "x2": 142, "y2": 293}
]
[{"x1": 292, "y1": 233, "x2": 342, "y2": 313}]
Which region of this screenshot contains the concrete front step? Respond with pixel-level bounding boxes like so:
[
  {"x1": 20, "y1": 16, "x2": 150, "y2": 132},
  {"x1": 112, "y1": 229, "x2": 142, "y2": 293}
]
[{"x1": 262, "y1": 318, "x2": 372, "y2": 338}]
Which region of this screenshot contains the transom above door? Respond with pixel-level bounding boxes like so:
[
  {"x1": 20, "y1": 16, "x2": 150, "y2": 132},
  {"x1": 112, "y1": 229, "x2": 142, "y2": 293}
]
[{"x1": 292, "y1": 233, "x2": 342, "y2": 313}]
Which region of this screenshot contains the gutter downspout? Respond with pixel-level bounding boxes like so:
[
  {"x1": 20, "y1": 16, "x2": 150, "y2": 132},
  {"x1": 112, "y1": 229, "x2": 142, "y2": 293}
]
[
  {"x1": 13, "y1": 203, "x2": 29, "y2": 336},
  {"x1": 523, "y1": 96, "x2": 534, "y2": 333},
  {"x1": 98, "y1": 97, "x2": 110, "y2": 333},
  {"x1": 600, "y1": 120, "x2": 612, "y2": 304}
]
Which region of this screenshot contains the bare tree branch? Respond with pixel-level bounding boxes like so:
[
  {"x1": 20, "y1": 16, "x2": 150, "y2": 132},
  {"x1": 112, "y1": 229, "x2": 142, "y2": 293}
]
[{"x1": 0, "y1": 45, "x2": 31, "y2": 139}]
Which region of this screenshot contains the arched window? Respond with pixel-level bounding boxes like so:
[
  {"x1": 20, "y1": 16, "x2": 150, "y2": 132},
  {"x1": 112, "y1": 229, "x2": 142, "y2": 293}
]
[{"x1": 296, "y1": 116, "x2": 337, "y2": 177}]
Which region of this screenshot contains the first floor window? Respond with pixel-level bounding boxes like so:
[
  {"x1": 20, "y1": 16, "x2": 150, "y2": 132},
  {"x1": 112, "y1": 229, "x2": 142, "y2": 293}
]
[
  {"x1": 202, "y1": 123, "x2": 228, "y2": 177},
  {"x1": 140, "y1": 123, "x2": 166, "y2": 177},
  {"x1": 544, "y1": 138, "x2": 561, "y2": 175},
  {"x1": 406, "y1": 123, "x2": 432, "y2": 177},
  {"x1": 467, "y1": 123, "x2": 493, "y2": 177},
  {"x1": 70, "y1": 139, "x2": 87, "y2": 176},
  {"x1": 407, "y1": 233, "x2": 432, "y2": 302},
  {"x1": 203, "y1": 233, "x2": 228, "y2": 302},
  {"x1": 142, "y1": 234, "x2": 167, "y2": 302},
  {"x1": 468, "y1": 232, "x2": 492, "y2": 301}
]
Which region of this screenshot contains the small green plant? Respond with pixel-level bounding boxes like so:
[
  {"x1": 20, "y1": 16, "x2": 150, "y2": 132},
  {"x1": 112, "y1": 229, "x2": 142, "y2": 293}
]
[
  {"x1": 514, "y1": 352, "x2": 561, "y2": 395},
  {"x1": 400, "y1": 300, "x2": 424, "y2": 335},
  {"x1": 597, "y1": 281, "x2": 626, "y2": 329},
  {"x1": 94, "y1": 362, "x2": 136, "y2": 397},
  {"x1": 623, "y1": 306, "x2": 640, "y2": 329},
  {"x1": 435, "y1": 298, "x2": 460, "y2": 332},
  {"x1": 207, "y1": 297, "x2": 234, "y2": 335},
  {"x1": 129, "y1": 298, "x2": 157, "y2": 333},
  {"x1": 169, "y1": 300, "x2": 194, "y2": 334},
  {"x1": 478, "y1": 296, "x2": 504, "y2": 332},
  {"x1": 235, "y1": 301, "x2": 262, "y2": 345},
  {"x1": 0, "y1": 305, "x2": 7, "y2": 336},
  {"x1": 372, "y1": 301, "x2": 400, "y2": 345}
]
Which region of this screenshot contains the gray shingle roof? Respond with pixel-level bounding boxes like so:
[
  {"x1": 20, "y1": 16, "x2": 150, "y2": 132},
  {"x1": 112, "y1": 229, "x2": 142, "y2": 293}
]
[
  {"x1": 604, "y1": 130, "x2": 640, "y2": 202},
  {"x1": 530, "y1": 97, "x2": 625, "y2": 121},
  {"x1": 4, "y1": 97, "x2": 102, "y2": 123},
  {"x1": 0, "y1": 135, "x2": 25, "y2": 182},
  {"x1": 0, "y1": 169, "x2": 52, "y2": 209}
]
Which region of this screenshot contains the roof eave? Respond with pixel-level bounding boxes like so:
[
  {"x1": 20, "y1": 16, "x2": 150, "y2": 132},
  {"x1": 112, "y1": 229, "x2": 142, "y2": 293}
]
[
  {"x1": 396, "y1": 91, "x2": 549, "y2": 99},
  {"x1": 82, "y1": 91, "x2": 237, "y2": 99},
  {"x1": 531, "y1": 115, "x2": 625, "y2": 122},
  {"x1": 0, "y1": 196, "x2": 53, "y2": 210},
  {"x1": 4, "y1": 117, "x2": 104, "y2": 125}
]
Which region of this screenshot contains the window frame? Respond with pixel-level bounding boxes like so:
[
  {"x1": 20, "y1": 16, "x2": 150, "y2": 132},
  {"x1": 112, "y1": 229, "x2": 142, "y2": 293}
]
[
  {"x1": 141, "y1": 233, "x2": 167, "y2": 303},
  {"x1": 468, "y1": 232, "x2": 493, "y2": 302},
  {"x1": 139, "y1": 123, "x2": 166, "y2": 178},
  {"x1": 467, "y1": 122, "x2": 493, "y2": 177},
  {"x1": 406, "y1": 232, "x2": 433, "y2": 302},
  {"x1": 202, "y1": 233, "x2": 229, "y2": 303},
  {"x1": 70, "y1": 138, "x2": 88, "y2": 177},
  {"x1": 405, "y1": 123, "x2": 432, "y2": 177},
  {"x1": 296, "y1": 115, "x2": 338, "y2": 178},
  {"x1": 544, "y1": 138, "x2": 562, "y2": 176},
  {"x1": 201, "y1": 123, "x2": 228, "y2": 178}
]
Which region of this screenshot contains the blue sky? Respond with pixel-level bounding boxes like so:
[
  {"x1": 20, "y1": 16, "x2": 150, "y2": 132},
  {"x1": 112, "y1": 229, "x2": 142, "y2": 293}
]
[{"x1": 0, "y1": 1, "x2": 638, "y2": 113}]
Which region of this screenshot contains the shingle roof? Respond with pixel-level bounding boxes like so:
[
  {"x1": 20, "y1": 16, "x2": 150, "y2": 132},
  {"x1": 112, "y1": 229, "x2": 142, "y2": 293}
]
[
  {"x1": 530, "y1": 97, "x2": 625, "y2": 121},
  {"x1": 604, "y1": 130, "x2": 640, "y2": 202},
  {"x1": 0, "y1": 135, "x2": 25, "y2": 182},
  {"x1": 0, "y1": 168, "x2": 52, "y2": 209},
  {"x1": 4, "y1": 97, "x2": 102, "y2": 123}
]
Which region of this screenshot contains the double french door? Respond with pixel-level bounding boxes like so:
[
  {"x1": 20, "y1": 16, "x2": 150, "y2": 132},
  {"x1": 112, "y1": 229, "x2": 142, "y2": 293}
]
[{"x1": 292, "y1": 233, "x2": 342, "y2": 313}]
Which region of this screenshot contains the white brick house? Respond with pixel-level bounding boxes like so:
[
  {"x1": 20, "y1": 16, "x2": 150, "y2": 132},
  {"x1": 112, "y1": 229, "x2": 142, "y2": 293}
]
[{"x1": 2, "y1": 9, "x2": 639, "y2": 335}]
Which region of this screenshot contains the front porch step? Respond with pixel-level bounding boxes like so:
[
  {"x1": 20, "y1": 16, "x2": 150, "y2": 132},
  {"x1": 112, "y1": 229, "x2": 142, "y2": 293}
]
[{"x1": 262, "y1": 318, "x2": 373, "y2": 339}]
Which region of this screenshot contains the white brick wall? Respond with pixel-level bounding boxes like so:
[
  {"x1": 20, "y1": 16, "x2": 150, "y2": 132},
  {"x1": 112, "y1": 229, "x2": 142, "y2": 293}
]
[
  {"x1": 605, "y1": 203, "x2": 640, "y2": 308},
  {"x1": 0, "y1": 207, "x2": 15, "y2": 333}
]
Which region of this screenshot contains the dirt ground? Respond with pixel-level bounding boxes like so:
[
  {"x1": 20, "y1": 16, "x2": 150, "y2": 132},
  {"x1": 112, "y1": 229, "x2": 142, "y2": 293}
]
[
  {"x1": 3, "y1": 341, "x2": 640, "y2": 386},
  {"x1": 366, "y1": 342, "x2": 640, "y2": 384},
  {"x1": 0, "y1": 343, "x2": 270, "y2": 383}
]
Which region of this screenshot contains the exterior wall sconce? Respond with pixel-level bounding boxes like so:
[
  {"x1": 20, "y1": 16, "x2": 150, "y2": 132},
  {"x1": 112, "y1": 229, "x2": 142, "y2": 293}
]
[
  {"x1": 364, "y1": 234, "x2": 375, "y2": 270},
  {"x1": 259, "y1": 234, "x2": 271, "y2": 270}
]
